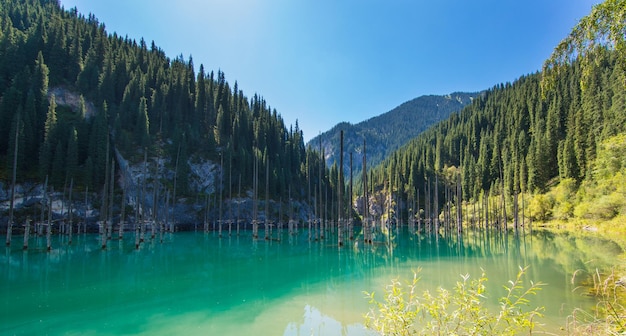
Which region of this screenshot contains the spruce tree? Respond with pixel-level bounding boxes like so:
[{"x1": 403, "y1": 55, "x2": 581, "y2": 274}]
[
  {"x1": 51, "y1": 140, "x2": 65, "y2": 187},
  {"x1": 7, "y1": 111, "x2": 25, "y2": 180},
  {"x1": 40, "y1": 95, "x2": 58, "y2": 179},
  {"x1": 66, "y1": 127, "x2": 79, "y2": 182},
  {"x1": 137, "y1": 96, "x2": 150, "y2": 146}
]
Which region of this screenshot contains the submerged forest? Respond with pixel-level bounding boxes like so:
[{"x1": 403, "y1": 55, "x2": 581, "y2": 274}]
[
  {"x1": 0, "y1": 0, "x2": 326, "y2": 200},
  {"x1": 0, "y1": 0, "x2": 625, "y2": 334},
  {"x1": 364, "y1": 50, "x2": 626, "y2": 232},
  {"x1": 0, "y1": 0, "x2": 348, "y2": 239},
  {"x1": 1, "y1": 0, "x2": 626, "y2": 240}
]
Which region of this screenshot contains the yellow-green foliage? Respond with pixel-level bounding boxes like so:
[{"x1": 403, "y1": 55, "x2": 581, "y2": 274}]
[
  {"x1": 528, "y1": 193, "x2": 554, "y2": 221},
  {"x1": 573, "y1": 134, "x2": 626, "y2": 221},
  {"x1": 364, "y1": 266, "x2": 544, "y2": 336},
  {"x1": 531, "y1": 133, "x2": 626, "y2": 225},
  {"x1": 567, "y1": 267, "x2": 626, "y2": 335},
  {"x1": 552, "y1": 178, "x2": 578, "y2": 220}
]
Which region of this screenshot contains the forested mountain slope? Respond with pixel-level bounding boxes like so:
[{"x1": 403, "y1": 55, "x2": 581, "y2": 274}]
[
  {"x1": 308, "y1": 92, "x2": 479, "y2": 178},
  {"x1": 0, "y1": 0, "x2": 331, "y2": 207},
  {"x1": 364, "y1": 49, "x2": 626, "y2": 224}
]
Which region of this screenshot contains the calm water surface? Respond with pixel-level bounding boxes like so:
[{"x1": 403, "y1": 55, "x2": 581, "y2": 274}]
[{"x1": 1, "y1": 228, "x2": 623, "y2": 335}]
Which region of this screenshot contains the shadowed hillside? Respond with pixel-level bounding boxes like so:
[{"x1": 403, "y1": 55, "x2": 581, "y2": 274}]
[{"x1": 308, "y1": 92, "x2": 481, "y2": 178}]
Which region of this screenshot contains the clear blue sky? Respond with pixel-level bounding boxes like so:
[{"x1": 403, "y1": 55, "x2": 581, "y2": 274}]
[{"x1": 60, "y1": 0, "x2": 599, "y2": 142}]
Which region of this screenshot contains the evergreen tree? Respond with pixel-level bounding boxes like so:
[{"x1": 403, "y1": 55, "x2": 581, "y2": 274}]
[
  {"x1": 66, "y1": 127, "x2": 78, "y2": 181},
  {"x1": 0, "y1": 0, "x2": 330, "y2": 206},
  {"x1": 136, "y1": 96, "x2": 150, "y2": 146},
  {"x1": 7, "y1": 111, "x2": 25, "y2": 180},
  {"x1": 51, "y1": 140, "x2": 65, "y2": 187},
  {"x1": 32, "y1": 51, "x2": 49, "y2": 142},
  {"x1": 22, "y1": 90, "x2": 38, "y2": 162},
  {"x1": 39, "y1": 94, "x2": 58, "y2": 178}
]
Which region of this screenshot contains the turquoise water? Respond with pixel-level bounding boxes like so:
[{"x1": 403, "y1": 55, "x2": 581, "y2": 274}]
[{"x1": 1, "y1": 228, "x2": 623, "y2": 335}]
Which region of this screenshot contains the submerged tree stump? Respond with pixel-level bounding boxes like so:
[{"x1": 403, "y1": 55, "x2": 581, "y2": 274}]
[{"x1": 23, "y1": 219, "x2": 30, "y2": 250}]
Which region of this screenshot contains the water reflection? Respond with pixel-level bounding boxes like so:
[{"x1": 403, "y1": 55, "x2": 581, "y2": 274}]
[
  {"x1": 0, "y1": 228, "x2": 623, "y2": 335},
  {"x1": 284, "y1": 305, "x2": 372, "y2": 336}
]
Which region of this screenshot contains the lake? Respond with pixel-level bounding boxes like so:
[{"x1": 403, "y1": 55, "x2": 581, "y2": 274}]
[{"x1": 1, "y1": 227, "x2": 623, "y2": 335}]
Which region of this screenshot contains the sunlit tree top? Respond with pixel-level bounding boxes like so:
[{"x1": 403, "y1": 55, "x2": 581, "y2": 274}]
[{"x1": 543, "y1": 0, "x2": 626, "y2": 93}]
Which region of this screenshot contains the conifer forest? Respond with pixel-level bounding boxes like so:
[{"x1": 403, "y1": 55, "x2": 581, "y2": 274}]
[{"x1": 1, "y1": 1, "x2": 625, "y2": 335}]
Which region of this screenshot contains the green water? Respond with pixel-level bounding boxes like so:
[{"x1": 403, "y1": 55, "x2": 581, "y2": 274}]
[{"x1": 1, "y1": 228, "x2": 623, "y2": 335}]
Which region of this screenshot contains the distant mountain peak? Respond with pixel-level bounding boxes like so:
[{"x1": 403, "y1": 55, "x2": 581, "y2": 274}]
[{"x1": 308, "y1": 91, "x2": 481, "y2": 177}]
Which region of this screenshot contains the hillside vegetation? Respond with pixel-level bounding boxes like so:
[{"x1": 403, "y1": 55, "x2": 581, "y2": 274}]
[
  {"x1": 363, "y1": 49, "x2": 626, "y2": 231},
  {"x1": 0, "y1": 0, "x2": 334, "y2": 206},
  {"x1": 308, "y1": 92, "x2": 478, "y2": 179}
]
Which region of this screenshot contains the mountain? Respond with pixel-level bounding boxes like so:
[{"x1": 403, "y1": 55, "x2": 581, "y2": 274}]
[
  {"x1": 0, "y1": 0, "x2": 336, "y2": 226},
  {"x1": 307, "y1": 92, "x2": 481, "y2": 178},
  {"x1": 364, "y1": 49, "x2": 626, "y2": 224}
]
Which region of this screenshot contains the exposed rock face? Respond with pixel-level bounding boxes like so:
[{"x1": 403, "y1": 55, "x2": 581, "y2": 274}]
[
  {"x1": 0, "y1": 181, "x2": 91, "y2": 227},
  {"x1": 0, "y1": 180, "x2": 315, "y2": 232},
  {"x1": 188, "y1": 160, "x2": 220, "y2": 194},
  {"x1": 354, "y1": 192, "x2": 386, "y2": 220},
  {"x1": 113, "y1": 149, "x2": 315, "y2": 229},
  {"x1": 0, "y1": 182, "x2": 47, "y2": 212},
  {"x1": 1, "y1": 108, "x2": 315, "y2": 229},
  {"x1": 48, "y1": 86, "x2": 98, "y2": 118}
]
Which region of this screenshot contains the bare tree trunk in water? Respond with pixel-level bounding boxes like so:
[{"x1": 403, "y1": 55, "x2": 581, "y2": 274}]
[
  {"x1": 338, "y1": 130, "x2": 343, "y2": 247},
  {"x1": 6, "y1": 115, "x2": 19, "y2": 247},
  {"x1": 68, "y1": 178, "x2": 74, "y2": 244}
]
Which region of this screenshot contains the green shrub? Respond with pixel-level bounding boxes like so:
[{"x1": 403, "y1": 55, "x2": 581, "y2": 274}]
[
  {"x1": 552, "y1": 178, "x2": 578, "y2": 220},
  {"x1": 364, "y1": 266, "x2": 544, "y2": 335},
  {"x1": 575, "y1": 193, "x2": 623, "y2": 220},
  {"x1": 528, "y1": 194, "x2": 554, "y2": 221}
]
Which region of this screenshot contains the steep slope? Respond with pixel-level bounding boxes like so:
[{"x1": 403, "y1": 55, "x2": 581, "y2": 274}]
[
  {"x1": 365, "y1": 50, "x2": 625, "y2": 224},
  {"x1": 308, "y1": 92, "x2": 480, "y2": 177},
  {"x1": 0, "y1": 0, "x2": 336, "y2": 226}
]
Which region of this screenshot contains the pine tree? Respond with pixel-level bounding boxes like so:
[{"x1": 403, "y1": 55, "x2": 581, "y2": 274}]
[
  {"x1": 0, "y1": 0, "x2": 337, "y2": 205},
  {"x1": 0, "y1": 85, "x2": 21, "y2": 154},
  {"x1": 22, "y1": 90, "x2": 38, "y2": 162},
  {"x1": 39, "y1": 95, "x2": 58, "y2": 178},
  {"x1": 137, "y1": 96, "x2": 150, "y2": 146},
  {"x1": 51, "y1": 140, "x2": 65, "y2": 187},
  {"x1": 7, "y1": 111, "x2": 25, "y2": 180},
  {"x1": 32, "y1": 51, "x2": 49, "y2": 142},
  {"x1": 66, "y1": 127, "x2": 79, "y2": 181},
  {"x1": 88, "y1": 102, "x2": 109, "y2": 188}
]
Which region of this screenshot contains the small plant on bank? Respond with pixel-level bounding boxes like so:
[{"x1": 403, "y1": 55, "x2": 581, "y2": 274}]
[
  {"x1": 567, "y1": 268, "x2": 626, "y2": 335},
  {"x1": 364, "y1": 266, "x2": 545, "y2": 335}
]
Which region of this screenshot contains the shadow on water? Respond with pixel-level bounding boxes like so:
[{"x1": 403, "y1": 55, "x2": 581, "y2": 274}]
[{"x1": 1, "y1": 226, "x2": 623, "y2": 335}]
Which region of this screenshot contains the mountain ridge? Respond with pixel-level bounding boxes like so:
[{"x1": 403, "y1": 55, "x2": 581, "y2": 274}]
[
  {"x1": 308, "y1": 91, "x2": 482, "y2": 177},
  {"x1": 0, "y1": 0, "x2": 331, "y2": 229}
]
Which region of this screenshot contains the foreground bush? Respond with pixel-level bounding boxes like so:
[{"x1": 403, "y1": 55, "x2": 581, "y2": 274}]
[{"x1": 364, "y1": 266, "x2": 544, "y2": 335}]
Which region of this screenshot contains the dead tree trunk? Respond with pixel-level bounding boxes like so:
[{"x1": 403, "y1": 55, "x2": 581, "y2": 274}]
[
  {"x1": 338, "y1": 130, "x2": 344, "y2": 247},
  {"x1": 119, "y1": 178, "x2": 126, "y2": 240},
  {"x1": 349, "y1": 151, "x2": 353, "y2": 240},
  {"x1": 100, "y1": 136, "x2": 110, "y2": 250},
  {"x1": 5, "y1": 113, "x2": 19, "y2": 246},
  {"x1": 68, "y1": 178, "x2": 74, "y2": 244},
  {"x1": 23, "y1": 219, "x2": 30, "y2": 250},
  {"x1": 264, "y1": 157, "x2": 270, "y2": 240}
]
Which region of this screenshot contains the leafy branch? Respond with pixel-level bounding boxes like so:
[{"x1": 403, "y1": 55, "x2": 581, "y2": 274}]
[{"x1": 364, "y1": 266, "x2": 545, "y2": 335}]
